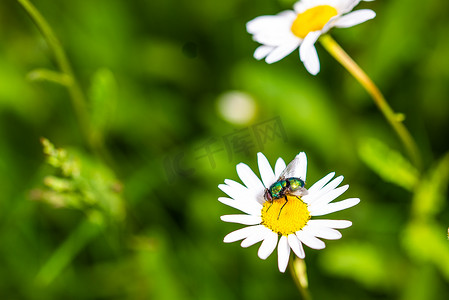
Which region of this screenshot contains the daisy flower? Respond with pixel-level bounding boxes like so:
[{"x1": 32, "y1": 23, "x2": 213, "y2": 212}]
[
  {"x1": 246, "y1": 0, "x2": 376, "y2": 75},
  {"x1": 218, "y1": 152, "x2": 360, "y2": 273}
]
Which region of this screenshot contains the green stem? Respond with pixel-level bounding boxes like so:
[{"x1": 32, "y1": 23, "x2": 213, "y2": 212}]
[
  {"x1": 16, "y1": 0, "x2": 91, "y2": 147},
  {"x1": 289, "y1": 258, "x2": 312, "y2": 300},
  {"x1": 35, "y1": 220, "x2": 101, "y2": 286},
  {"x1": 320, "y1": 34, "x2": 421, "y2": 169}
]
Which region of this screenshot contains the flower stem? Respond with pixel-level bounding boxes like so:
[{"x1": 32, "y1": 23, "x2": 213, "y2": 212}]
[
  {"x1": 35, "y1": 219, "x2": 101, "y2": 286},
  {"x1": 319, "y1": 34, "x2": 421, "y2": 169},
  {"x1": 289, "y1": 258, "x2": 312, "y2": 300},
  {"x1": 16, "y1": 0, "x2": 91, "y2": 148}
]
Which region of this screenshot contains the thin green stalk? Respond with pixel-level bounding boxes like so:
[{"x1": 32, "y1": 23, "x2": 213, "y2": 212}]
[
  {"x1": 16, "y1": 0, "x2": 91, "y2": 147},
  {"x1": 289, "y1": 258, "x2": 312, "y2": 300},
  {"x1": 319, "y1": 34, "x2": 421, "y2": 169},
  {"x1": 35, "y1": 220, "x2": 101, "y2": 286},
  {"x1": 17, "y1": 0, "x2": 116, "y2": 166}
]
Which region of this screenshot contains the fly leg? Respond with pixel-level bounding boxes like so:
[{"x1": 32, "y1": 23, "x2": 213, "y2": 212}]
[
  {"x1": 277, "y1": 195, "x2": 288, "y2": 220},
  {"x1": 266, "y1": 201, "x2": 274, "y2": 212}
]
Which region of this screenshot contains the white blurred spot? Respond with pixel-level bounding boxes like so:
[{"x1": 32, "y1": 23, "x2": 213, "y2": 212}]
[{"x1": 217, "y1": 91, "x2": 257, "y2": 125}]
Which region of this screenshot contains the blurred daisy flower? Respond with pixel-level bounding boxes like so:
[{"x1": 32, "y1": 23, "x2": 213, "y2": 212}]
[
  {"x1": 247, "y1": 0, "x2": 375, "y2": 75},
  {"x1": 218, "y1": 152, "x2": 359, "y2": 272}
]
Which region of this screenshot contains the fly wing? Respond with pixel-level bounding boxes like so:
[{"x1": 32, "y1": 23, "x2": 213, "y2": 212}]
[
  {"x1": 290, "y1": 187, "x2": 308, "y2": 197},
  {"x1": 278, "y1": 155, "x2": 301, "y2": 180}
]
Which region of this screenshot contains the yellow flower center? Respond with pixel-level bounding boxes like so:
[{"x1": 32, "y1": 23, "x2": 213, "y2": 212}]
[
  {"x1": 261, "y1": 195, "x2": 311, "y2": 236},
  {"x1": 291, "y1": 5, "x2": 338, "y2": 39}
]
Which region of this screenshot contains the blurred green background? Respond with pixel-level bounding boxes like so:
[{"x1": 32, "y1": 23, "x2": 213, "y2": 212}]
[{"x1": 1, "y1": 0, "x2": 449, "y2": 299}]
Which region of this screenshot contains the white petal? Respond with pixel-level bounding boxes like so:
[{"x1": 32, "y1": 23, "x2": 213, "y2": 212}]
[
  {"x1": 218, "y1": 183, "x2": 250, "y2": 203},
  {"x1": 222, "y1": 179, "x2": 250, "y2": 199},
  {"x1": 296, "y1": 230, "x2": 326, "y2": 249},
  {"x1": 277, "y1": 236, "x2": 291, "y2": 273},
  {"x1": 321, "y1": 15, "x2": 340, "y2": 33},
  {"x1": 223, "y1": 225, "x2": 259, "y2": 243},
  {"x1": 305, "y1": 175, "x2": 344, "y2": 203},
  {"x1": 265, "y1": 40, "x2": 300, "y2": 64},
  {"x1": 294, "y1": 0, "x2": 327, "y2": 13},
  {"x1": 307, "y1": 219, "x2": 352, "y2": 229},
  {"x1": 246, "y1": 11, "x2": 296, "y2": 34},
  {"x1": 310, "y1": 198, "x2": 360, "y2": 216},
  {"x1": 288, "y1": 234, "x2": 305, "y2": 258},
  {"x1": 254, "y1": 45, "x2": 274, "y2": 60},
  {"x1": 306, "y1": 172, "x2": 335, "y2": 194},
  {"x1": 321, "y1": 175, "x2": 345, "y2": 192},
  {"x1": 241, "y1": 225, "x2": 270, "y2": 248},
  {"x1": 236, "y1": 163, "x2": 265, "y2": 193},
  {"x1": 223, "y1": 179, "x2": 247, "y2": 192},
  {"x1": 257, "y1": 152, "x2": 276, "y2": 188},
  {"x1": 335, "y1": 0, "x2": 362, "y2": 13},
  {"x1": 218, "y1": 197, "x2": 262, "y2": 215},
  {"x1": 315, "y1": 227, "x2": 342, "y2": 240},
  {"x1": 253, "y1": 32, "x2": 294, "y2": 48},
  {"x1": 308, "y1": 185, "x2": 349, "y2": 208},
  {"x1": 258, "y1": 230, "x2": 278, "y2": 260},
  {"x1": 220, "y1": 214, "x2": 262, "y2": 225},
  {"x1": 303, "y1": 224, "x2": 342, "y2": 240},
  {"x1": 299, "y1": 31, "x2": 321, "y2": 75},
  {"x1": 274, "y1": 157, "x2": 286, "y2": 178},
  {"x1": 223, "y1": 179, "x2": 258, "y2": 203},
  {"x1": 246, "y1": 15, "x2": 279, "y2": 34},
  {"x1": 248, "y1": 12, "x2": 298, "y2": 46},
  {"x1": 333, "y1": 9, "x2": 376, "y2": 28}
]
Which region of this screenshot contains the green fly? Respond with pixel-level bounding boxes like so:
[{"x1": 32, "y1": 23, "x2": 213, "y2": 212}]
[{"x1": 263, "y1": 156, "x2": 308, "y2": 219}]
